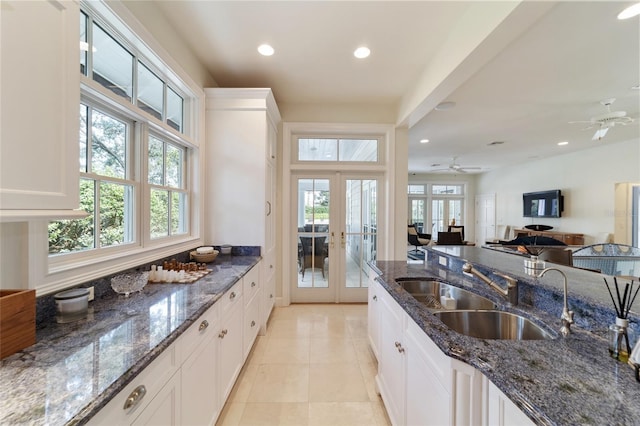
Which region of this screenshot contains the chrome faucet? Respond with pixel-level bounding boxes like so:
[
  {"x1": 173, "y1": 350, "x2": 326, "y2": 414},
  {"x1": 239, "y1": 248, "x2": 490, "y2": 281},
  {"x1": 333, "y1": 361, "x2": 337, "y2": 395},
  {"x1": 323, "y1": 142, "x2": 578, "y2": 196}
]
[
  {"x1": 536, "y1": 267, "x2": 574, "y2": 337},
  {"x1": 462, "y1": 262, "x2": 519, "y2": 305}
]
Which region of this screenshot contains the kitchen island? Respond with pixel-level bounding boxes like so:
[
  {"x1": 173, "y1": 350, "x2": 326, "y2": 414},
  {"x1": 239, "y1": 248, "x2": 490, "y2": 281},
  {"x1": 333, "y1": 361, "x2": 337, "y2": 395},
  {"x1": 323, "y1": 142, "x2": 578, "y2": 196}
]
[
  {"x1": 0, "y1": 254, "x2": 260, "y2": 425},
  {"x1": 371, "y1": 245, "x2": 640, "y2": 425}
]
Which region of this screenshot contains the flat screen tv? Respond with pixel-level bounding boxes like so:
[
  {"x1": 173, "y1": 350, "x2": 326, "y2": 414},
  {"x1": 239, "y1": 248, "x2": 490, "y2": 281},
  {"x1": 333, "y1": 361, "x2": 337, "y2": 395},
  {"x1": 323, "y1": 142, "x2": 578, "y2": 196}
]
[{"x1": 523, "y1": 190, "x2": 563, "y2": 218}]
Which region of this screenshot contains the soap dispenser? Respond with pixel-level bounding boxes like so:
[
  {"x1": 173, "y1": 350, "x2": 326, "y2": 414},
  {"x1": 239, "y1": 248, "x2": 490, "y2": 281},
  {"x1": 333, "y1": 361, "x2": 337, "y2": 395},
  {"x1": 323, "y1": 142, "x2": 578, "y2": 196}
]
[{"x1": 440, "y1": 289, "x2": 457, "y2": 310}]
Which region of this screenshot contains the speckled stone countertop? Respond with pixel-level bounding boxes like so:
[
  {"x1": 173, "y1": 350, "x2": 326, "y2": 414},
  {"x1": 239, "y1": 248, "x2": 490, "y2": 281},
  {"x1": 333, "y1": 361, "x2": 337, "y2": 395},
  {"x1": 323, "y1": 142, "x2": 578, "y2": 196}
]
[
  {"x1": 0, "y1": 254, "x2": 260, "y2": 425},
  {"x1": 372, "y1": 246, "x2": 640, "y2": 426}
]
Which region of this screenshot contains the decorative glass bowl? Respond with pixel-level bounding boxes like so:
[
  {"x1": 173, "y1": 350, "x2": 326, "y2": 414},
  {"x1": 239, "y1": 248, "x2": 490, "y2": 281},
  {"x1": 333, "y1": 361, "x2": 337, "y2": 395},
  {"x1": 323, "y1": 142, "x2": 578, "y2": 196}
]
[{"x1": 111, "y1": 271, "x2": 149, "y2": 297}]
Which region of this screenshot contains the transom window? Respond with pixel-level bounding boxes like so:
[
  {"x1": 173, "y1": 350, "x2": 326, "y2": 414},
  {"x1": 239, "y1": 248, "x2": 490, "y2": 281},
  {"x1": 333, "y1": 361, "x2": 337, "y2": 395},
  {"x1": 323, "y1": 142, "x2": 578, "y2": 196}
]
[
  {"x1": 80, "y1": 12, "x2": 185, "y2": 133},
  {"x1": 297, "y1": 138, "x2": 378, "y2": 162}
]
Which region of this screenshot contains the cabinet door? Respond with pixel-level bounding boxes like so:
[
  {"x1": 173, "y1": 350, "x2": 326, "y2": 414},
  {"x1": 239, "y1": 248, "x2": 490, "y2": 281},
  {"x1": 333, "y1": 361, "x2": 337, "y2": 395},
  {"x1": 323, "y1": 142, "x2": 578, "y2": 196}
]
[
  {"x1": 1, "y1": 0, "x2": 80, "y2": 212},
  {"x1": 181, "y1": 320, "x2": 219, "y2": 426},
  {"x1": 243, "y1": 288, "x2": 261, "y2": 360},
  {"x1": 405, "y1": 322, "x2": 451, "y2": 426},
  {"x1": 377, "y1": 290, "x2": 406, "y2": 426},
  {"x1": 131, "y1": 372, "x2": 181, "y2": 426},
  {"x1": 367, "y1": 277, "x2": 381, "y2": 359},
  {"x1": 218, "y1": 301, "x2": 244, "y2": 406},
  {"x1": 486, "y1": 380, "x2": 534, "y2": 426}
]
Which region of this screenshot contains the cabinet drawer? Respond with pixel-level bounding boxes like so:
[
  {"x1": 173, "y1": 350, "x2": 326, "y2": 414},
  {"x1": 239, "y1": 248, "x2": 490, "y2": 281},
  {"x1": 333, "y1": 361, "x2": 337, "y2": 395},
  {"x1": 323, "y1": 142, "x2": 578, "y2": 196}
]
[
  {"x1": 243, "y1": 265, "x2": 260, "y2": 306},
  {"x1": 88, "y1": 345, "x2": 179, "y2": 425},
  {"x1": 179, "y1": 302, "x2": 219, "y2": 360},
  {"x1": 219, "y1": 280, "x2": 243, "y2": 317}
]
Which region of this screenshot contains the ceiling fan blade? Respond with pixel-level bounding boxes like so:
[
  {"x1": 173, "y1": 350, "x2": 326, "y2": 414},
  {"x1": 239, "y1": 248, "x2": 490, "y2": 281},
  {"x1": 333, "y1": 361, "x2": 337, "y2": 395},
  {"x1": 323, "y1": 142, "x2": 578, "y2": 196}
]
[{"x1": 592, "y1": 127, "x2": 609, "y2": 140}]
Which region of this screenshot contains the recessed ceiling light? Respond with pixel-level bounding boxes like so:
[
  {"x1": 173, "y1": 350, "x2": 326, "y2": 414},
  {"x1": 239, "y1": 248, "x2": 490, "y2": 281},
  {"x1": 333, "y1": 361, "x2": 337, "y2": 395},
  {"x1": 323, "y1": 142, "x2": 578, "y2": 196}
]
[
  {"x1": 618, "y1": 2, "x2": 640, "y2": 19},
  {"x1": 558, "y1": 141, "x2": 569, "y2": 146},
  {"x1": 420, "y1": 139, "x2": 429, "y2": 144},
  {"x1": 257, "y1": 44, "x2": 275, "y2": 56},
  {"x1": 354, "y1": 47, "x2": 370, "y2": 59},
  {"x1": 435, "y1": 101, "x2": 456, "y2": 111}
]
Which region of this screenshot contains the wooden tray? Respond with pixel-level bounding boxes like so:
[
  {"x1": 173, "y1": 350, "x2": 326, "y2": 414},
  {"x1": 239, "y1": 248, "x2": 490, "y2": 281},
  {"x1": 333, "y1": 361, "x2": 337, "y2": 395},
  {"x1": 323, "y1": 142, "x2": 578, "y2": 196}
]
[{"x1": 1, "y1": 289, "x2": 35, "y2": 359}]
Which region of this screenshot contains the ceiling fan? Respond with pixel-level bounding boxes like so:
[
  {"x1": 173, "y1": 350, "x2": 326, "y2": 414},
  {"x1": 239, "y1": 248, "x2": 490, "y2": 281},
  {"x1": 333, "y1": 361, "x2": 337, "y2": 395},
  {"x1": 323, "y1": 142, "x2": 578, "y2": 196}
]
[
  {"x1": 569, "y1": 98, "x2": 634, "y2": 140},
  {"x1": 430, "y1": 157, "x2": 481, "y2": 173}
]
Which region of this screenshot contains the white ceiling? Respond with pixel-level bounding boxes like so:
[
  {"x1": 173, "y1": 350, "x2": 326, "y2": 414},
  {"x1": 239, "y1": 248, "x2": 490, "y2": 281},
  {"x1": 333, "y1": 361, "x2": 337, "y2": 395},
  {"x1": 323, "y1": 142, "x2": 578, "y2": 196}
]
[{"x1": 154, "y1": 1, "x2": 640, "y2": 174}]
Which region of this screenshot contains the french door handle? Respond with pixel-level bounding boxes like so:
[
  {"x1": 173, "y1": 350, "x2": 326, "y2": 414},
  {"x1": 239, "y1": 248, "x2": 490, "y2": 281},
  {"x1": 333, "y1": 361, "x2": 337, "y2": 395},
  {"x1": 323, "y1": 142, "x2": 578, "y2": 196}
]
[
  {"x1": 341, "y1": 232, "x2": 345, "y2": 248},
  {"x1": 330, "y1": 232, "x2": 335, "y2": 248}
]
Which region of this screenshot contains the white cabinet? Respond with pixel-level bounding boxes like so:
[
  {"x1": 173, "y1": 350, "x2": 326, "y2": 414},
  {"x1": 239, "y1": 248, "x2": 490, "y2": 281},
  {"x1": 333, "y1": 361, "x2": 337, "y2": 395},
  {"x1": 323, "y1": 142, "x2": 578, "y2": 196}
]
[
  {"x1": 204, "y1": 88, "x2": 280, "y2": 332},
  {"x1": 376, "y1": 287, "x2": 406, "y2": 426},
  {"x1": 370, "y1": 283, "x2": 502, "y2": 426},
  {"x1": 485, "y1": 379, "x2": 535, "y2": 426},
  {"x1": 367, "y1": 276, "x2": 381, "y2": 360},
  {"x1": 1, "y1": 0, "x2": 82, "y2": 219},
  {"x1": 88, "y1": 345, "x2": 180, "y2": 425},
  {"x1": 243, "y1": 264, "x2": 262, "y2": 359},
  {"x1": 180, "y1": 304, "x2": 220, "y2": 426},
  {"x1": 217, "y1": 281, "x2": 245, "y2": 406},
  {"x1": 405, "y1": 318, "x2": 452, "y2": 426}
]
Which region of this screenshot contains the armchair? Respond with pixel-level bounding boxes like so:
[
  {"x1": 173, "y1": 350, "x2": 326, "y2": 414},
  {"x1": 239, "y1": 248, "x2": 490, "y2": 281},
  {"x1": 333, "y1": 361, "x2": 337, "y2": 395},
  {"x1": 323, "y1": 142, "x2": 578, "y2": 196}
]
[{"x1": 408, "y1": 224, "x2": 431, "y2": 253}]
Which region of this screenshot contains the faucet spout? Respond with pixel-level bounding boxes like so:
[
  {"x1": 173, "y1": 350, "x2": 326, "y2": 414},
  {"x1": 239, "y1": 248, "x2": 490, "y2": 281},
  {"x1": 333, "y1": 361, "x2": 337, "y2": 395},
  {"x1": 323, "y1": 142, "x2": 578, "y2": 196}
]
[
  {"x1": 462, "y1": 262, "x2": 519, "y2": 305},
  {"x1": 536, "y1": 267, "x2": 574, "y2": 336}
]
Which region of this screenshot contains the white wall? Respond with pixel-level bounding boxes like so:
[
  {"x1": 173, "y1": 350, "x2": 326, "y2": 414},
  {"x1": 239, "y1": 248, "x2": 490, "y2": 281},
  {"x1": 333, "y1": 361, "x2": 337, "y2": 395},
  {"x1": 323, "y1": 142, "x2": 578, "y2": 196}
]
[{"x1": 476, "y1": 138, "x2": 640, "y2": 245}]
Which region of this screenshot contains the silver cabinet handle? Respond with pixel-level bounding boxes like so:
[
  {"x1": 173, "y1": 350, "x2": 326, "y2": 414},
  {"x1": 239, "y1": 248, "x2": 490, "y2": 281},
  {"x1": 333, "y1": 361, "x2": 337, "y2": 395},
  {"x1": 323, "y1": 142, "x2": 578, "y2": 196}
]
[
  {"x1": 270, "y1": 294, "x2": 274, "y2": 299},
  {"x1": 394, "y1": 342, "x2": 405, "y2": 353},
  {"x1": 199, "y1": 320, "x2": 209, "y2": 332},
  {"x1": 266, "y1": 201, "x2": 272, "y2": 216},
  {"x1": 251, "y1": 320, "x2": 256, "y2": 327},
  {"x1": 270, "y1": 264, "x2": 273, "y2": 269},
  {"x1": 251, "y1": 281, "x2": 256, "y2": 287},
  {"x1": 123, "y1": 385, "x2": 146, "y2": 410},
  {"x1": 229, "y1": 291, "x2": 236, "y2": 300},
  {"x1": 373, "y1": 295, "x2": 377, "y2": 301},
  {"x1": 219, "y1": 329, "x2": 228, "y2": 338}
]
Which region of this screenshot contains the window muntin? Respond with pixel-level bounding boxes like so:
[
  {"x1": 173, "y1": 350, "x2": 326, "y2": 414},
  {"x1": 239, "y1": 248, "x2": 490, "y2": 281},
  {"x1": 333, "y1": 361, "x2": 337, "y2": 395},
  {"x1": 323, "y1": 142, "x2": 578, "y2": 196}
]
[
  {"x1": 408, "y1": 184, "x2": 425, "y2": 195},
  {"x1": 137, "y1": 62, "x2": 164, "y2": 120},
  {"x1": 92, "y1": 23, "x2": 133, "y2": 101},
  {"x1": 298, "y1": 138, "x2": 378, "y2": 162},
  {"x1": 432, "y1": 184, "x2": 463, "y2": 195},
  {"x1": 80, "y1": 12, "x2": 88, "y2": 75}
]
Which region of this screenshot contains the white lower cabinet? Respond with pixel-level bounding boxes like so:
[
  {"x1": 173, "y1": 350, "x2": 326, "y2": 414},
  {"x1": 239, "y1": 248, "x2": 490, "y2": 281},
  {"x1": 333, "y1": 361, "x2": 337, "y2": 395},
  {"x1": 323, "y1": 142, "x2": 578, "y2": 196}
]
[
  {"x1": 376, "y1": 286, "x2": 406, "y2": 425},
  {"x1": 367, "y1": 275, "x2": 381, "y2": 359},
  {"x1": 370, "y1": 283, "x2": 530, "y2": 426},
  {"x1": 90, "y1": 264, "x2": 263, "y2": 425}
]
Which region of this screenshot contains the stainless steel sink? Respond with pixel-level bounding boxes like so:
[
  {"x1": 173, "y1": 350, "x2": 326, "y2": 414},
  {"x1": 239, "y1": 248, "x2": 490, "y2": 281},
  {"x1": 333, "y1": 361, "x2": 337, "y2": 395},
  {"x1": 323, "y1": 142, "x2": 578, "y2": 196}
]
[
  {"x1": 433, "y1": 310, "x2": 553, "y2": 340},
  {"x1": 398, "y1": 280, "x2": 496, "y2": 310}
]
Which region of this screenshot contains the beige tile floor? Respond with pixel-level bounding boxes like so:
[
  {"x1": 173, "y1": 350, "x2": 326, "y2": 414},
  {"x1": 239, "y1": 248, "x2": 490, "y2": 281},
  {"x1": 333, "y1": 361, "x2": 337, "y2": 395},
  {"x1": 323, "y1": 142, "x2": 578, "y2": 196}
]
[{"x1": 216, "y1": 304, "x2": 391, "y2": 426}]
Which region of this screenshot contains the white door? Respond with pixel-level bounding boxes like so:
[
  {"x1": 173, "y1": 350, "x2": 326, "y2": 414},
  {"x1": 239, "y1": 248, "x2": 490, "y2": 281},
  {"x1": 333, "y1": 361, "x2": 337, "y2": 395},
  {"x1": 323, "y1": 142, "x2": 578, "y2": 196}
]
[
  {"x1": 475, "y1": 194, "x2": 496, "y2": 245},
  {"x1": 291, "y1": 173, "x2": 379, "y2": 303}
]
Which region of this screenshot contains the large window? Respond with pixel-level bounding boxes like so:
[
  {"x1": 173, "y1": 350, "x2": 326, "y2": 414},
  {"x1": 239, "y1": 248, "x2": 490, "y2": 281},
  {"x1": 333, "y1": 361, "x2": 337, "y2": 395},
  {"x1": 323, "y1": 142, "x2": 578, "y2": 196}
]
[
  {"x1": 49, "y1": 105, "x2": 134, "y2": 254},
  {"x1": 408, "y1": 183, "x2": 465, "y2": 238},
  {"x1": 48, "y1": 5, "x2": 194, "y2": 259}
]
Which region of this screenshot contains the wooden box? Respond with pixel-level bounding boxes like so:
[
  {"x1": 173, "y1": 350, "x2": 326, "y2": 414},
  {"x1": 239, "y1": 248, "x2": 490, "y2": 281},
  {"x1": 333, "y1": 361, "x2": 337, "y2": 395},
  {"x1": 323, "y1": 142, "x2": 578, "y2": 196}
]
[{"x1": 1, "y1": 289, "x2": 36, "y2": 359}]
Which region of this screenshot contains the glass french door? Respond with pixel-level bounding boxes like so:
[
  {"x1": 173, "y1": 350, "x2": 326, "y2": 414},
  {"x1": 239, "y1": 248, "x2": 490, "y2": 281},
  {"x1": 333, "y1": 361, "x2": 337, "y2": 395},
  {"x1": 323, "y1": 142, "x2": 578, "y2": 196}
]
[{"x1": 291, "y1": 173, "x2": 378, "y2": 303}]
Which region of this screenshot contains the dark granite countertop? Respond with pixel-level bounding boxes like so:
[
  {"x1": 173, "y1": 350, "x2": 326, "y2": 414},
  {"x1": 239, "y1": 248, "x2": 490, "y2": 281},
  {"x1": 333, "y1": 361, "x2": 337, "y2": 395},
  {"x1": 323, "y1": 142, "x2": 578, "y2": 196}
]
[
  {"x1": 0, "y1": 255, "x2": 260, "y2": 425},
  {"x1": 372, "y1": 246, "x2": 640, "y2": 426}
]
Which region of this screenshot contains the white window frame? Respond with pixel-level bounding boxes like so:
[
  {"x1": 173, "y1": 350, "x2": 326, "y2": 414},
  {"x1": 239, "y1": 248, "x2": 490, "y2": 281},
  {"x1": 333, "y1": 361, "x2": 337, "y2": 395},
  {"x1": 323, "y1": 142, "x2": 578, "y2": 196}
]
[
  {"x1": 32, "y1": 1, "x2": 204, "y2": 296},
  {"x1": 293, "y1": 135, "x2": 384, "y2": 166},
  {"x1": 407, "y1": 183, "x2": 467, "y2": 238}
]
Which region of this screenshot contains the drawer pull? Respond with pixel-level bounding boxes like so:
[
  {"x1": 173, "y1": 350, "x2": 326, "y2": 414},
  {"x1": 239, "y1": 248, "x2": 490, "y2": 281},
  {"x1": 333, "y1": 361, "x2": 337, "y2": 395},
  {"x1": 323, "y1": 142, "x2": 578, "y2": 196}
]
[
  {"x1": 251, "y1": 320, "x2": 256, "y2": 327},
  {"x1": 394, "y1": 342, "x2": 405, "y2": 353},
  {"x1": 270, "y1": 294, "x2": 274, "y2": 299},
  {"x1": 219, "y1": 329, "x2": 228, "y2": 338},
  {"x1": 251, "y1": 281, "x2": 256, "y2": 287},
  {"x1": 373, "y1": 295, "x2": 377, "y2": 301},
  {"x1": 230, "y1": 291, "x2": 236, "y2": 300},
  {"x1": 199, "y1": 320, "x2": 209, "y2": 332},
  {"x1": 123, "y1": 385, "x2": 146, "y2": 410}
]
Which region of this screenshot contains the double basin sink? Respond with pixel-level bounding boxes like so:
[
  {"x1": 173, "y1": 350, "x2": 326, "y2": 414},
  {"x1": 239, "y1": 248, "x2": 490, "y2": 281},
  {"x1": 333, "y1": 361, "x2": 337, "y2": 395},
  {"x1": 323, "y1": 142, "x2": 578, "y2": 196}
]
[{"x1": 398, "y1": 280, "x2": 553, "y2": 340}]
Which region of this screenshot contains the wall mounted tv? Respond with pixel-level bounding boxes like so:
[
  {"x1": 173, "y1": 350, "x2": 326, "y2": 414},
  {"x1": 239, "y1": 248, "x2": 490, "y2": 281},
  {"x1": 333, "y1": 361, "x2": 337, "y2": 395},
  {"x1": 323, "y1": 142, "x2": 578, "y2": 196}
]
[{"x1": 523, "y1": 190, "x2": 564, "y2": 218}]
